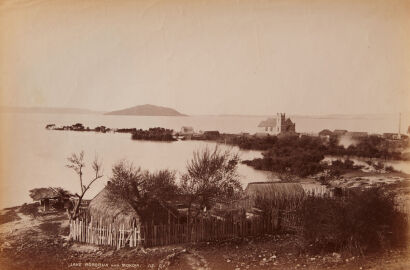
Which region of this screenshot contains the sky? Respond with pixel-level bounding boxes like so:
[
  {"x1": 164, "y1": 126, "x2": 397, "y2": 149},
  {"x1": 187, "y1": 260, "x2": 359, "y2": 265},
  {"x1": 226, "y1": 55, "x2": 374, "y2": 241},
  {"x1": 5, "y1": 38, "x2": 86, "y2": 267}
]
[{"x1": 0, "y1": 0, "x2": 409, "y2": 115}]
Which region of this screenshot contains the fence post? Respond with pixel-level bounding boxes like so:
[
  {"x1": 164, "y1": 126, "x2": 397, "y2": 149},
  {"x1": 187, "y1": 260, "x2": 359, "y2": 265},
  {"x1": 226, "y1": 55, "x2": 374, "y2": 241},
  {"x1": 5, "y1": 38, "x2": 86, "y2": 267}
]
[
  {"x1": 73, "y1": 219, "x2": 76, "y2": 241},
  {"x1": 137, "y1": 225, "x2": 141, "y2": 246},
  {"x1": 69, "y1": 220, "x2": 72, "y2": 240}
]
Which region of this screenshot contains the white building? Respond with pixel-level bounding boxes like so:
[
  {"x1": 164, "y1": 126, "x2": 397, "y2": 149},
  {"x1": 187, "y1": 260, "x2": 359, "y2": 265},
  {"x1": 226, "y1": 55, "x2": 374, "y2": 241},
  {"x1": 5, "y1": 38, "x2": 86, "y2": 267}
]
[{"x1": 257, "y1": 113, "x2": 296, "y2": 135}]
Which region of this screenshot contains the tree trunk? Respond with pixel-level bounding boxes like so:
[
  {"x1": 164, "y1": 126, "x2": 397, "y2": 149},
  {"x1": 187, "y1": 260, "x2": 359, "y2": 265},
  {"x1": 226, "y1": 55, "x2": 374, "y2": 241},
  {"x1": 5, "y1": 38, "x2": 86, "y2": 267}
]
[{"x1": 71, "y1": 196, "x2": 83, "y2": 220}]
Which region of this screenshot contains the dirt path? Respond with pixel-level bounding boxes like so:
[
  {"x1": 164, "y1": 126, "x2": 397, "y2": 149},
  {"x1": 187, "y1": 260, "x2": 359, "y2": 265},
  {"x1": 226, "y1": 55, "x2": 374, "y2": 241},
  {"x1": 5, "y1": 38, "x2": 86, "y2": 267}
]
[
  {"x1": 163, "y1": 249, "x2": 210, "y2": 270},
  {"x1": 181, "y1": 250, "x2": 210, "y2": 270}
]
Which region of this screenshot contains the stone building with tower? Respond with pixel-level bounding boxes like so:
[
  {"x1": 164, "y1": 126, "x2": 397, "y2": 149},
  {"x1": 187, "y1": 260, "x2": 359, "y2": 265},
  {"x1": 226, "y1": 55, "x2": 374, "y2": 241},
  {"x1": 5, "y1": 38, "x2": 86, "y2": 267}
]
[{"x1": 257, "y1": 113, "x2": 296, "y2": 136}]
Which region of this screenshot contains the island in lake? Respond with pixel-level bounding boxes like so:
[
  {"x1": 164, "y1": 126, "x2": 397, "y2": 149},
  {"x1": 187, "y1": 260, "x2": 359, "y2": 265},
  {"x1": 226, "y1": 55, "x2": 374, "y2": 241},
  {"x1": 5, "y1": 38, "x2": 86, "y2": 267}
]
[{"x1": 105, "y1": 104, "x2": 187, "y2": 116}]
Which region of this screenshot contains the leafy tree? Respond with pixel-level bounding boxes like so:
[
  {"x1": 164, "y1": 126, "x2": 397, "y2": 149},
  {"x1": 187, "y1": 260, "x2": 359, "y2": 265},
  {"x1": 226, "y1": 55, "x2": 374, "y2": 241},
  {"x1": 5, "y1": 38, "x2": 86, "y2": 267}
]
[
  {"x1": 66, "y1": 151, "x2": 103, "y2": 219},
  {"x1": 106, "y1": 161, "x2": 179, "y2": 223},
  {"x1": 244, "y1": 135, "x2": 325, "y2": 177},
  {"x1": 180, "y1": 147, "x2": 242, "y2": 224}
]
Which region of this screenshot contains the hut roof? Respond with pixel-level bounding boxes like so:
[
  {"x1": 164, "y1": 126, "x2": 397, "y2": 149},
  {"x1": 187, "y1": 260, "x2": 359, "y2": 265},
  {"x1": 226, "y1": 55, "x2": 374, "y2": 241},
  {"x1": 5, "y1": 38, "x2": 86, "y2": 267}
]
[
  {"x1": 29, "y1": 187, "x2": 65, "y2": 201},
  {"x1": 333, "y1": 129, "x2": 348, "y2": 135},
  {"x1": 88, "y1": 187, "x2": 180, "y2": 226},
  {"x1": 245, "y1": 182, "x2": 305, "y2": 201},
  {"x1": 258, "y1": 118, "x2": 277, "y2": 128},
  {"x1": 88, "y1": 187, "x2": 140, "y2": 226},
  {"x1": 285, "y1": 118, "x2": 294, "y2": 125},
  {"x1": 346, "y1": 131, "x2": 368, "y2": 137}
]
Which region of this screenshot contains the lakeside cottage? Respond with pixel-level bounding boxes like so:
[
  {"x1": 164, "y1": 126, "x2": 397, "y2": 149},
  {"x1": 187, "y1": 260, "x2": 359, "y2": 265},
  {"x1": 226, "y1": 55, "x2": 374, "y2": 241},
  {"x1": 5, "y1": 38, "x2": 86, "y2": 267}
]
[
  {"x1": 180, "y1": 126, "x2": 194, "y2": 135},
  {"x1": 257, "y1": 113, "x2": 296, "y2": 136}
]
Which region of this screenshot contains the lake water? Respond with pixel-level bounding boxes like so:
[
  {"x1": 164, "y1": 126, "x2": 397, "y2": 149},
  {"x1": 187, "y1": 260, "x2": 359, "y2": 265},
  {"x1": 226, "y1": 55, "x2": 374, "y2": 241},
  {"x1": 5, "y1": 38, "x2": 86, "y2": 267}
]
[{"x1": 0, "y1": 112, "x2": 409, "y2": 208}]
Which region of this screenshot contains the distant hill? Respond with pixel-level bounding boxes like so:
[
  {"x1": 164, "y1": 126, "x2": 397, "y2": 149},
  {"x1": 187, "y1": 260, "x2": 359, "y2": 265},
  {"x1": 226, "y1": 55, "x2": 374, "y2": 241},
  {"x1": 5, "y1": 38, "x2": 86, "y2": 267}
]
[
  {"x1": 106, "y1": 104, "x2": 187, "y2": 116},
  {"x1": 0, "y1": 106, "x2": 103, "y2": 115}
]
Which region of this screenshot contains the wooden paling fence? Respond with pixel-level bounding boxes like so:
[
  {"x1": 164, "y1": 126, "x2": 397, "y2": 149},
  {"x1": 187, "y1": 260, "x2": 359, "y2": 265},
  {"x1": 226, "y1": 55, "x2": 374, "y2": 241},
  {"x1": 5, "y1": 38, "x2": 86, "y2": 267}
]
[
  {"x1": 141, "y1": 218, "x2": 269, "y2": 247},
  {"x1": 69, "y1": 219, "x2": 142, "y2": 248},
  {"x1": 69, "y1": 216, "x2": 291, "y2": 248}
]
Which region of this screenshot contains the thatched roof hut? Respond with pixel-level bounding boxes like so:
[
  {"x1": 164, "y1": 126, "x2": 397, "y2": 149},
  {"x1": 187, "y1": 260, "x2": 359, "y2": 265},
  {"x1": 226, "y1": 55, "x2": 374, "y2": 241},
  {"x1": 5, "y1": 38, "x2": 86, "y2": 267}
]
[
  {"x1": 29, "y1": 187, "x2": 72, "y2": 211},
  {"x1": 88, "y1": 187, "x2": 180, "y2": 228},
  {"x1": 245, "y1": 182, "x2": 305, "y2": 199},
  {"x1": 29, "y1": 187, "x2": 60, "y2": 201},
  {"x1": 88, "y1": 188, "x2": 140, "y2": 228},
  {"x1": 242, "y1": 182, "x2": 305, "y2": 210},
  {"x1": 29, "y1": 187, "x2": 72, "y2": 201}
]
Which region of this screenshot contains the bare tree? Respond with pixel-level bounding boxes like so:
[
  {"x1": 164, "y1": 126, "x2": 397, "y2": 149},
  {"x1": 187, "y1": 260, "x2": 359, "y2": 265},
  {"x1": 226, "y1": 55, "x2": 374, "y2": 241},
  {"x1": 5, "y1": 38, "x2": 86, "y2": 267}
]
[
  {"x1": 180, "y1": 146, "x2": 242, "y2": 225},
  {"x1": 66, "y1": 151, "x2": 103, "y2": 219}
]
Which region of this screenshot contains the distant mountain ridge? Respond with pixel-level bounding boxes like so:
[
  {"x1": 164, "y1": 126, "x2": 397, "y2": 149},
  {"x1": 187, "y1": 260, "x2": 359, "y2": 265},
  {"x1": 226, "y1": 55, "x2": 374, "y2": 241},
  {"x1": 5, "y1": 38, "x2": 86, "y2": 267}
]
[
  {"x1": 106, "y1": 104, "x2": 187, "y2": 116},
  {"x1": 0, "y1": 106, "x2": 103, "y2": 115}
]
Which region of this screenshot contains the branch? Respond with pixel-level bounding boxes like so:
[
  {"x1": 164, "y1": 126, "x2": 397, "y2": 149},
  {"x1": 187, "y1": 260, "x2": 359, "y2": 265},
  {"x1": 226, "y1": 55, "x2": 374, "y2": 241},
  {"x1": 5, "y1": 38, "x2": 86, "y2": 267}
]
[
  {"x1": 79, "y1": 165, "x2": 84, "y2": 193},
  {"x1": 83, "y1": 174, "x2": 103, "y2": 194}
]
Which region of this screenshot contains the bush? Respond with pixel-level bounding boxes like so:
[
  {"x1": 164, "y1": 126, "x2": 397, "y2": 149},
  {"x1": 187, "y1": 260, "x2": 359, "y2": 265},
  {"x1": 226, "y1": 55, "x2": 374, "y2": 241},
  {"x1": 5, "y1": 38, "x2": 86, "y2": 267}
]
[
  {"x1": 39, "y1": 222, "x2": 61, "y2": 235},
  {"x1": 298, "y1": 188, "x2": 408, "y2": 254},
  {"x1": 385, "y1": 165, "x2": 396, "y2": 172},
  {"x1": 243, "y1": 135, "x2": 325, "y2": 177},
  {"x1": 20, "y1": 203, "x2": 39, "y2": 218},
  {"x1": 227, "y1": 135, "x2": 278, "y2": 150},
  {"x1": 131, "y1": 127, "x2": 176, "y2": 141}
]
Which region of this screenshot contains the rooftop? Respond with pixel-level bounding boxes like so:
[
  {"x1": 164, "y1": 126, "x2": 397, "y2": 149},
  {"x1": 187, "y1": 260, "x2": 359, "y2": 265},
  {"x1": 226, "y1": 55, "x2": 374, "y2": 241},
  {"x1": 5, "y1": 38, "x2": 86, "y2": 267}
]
[{"x1": 257, "y1": 118, "x2": 277, "y2": 128}]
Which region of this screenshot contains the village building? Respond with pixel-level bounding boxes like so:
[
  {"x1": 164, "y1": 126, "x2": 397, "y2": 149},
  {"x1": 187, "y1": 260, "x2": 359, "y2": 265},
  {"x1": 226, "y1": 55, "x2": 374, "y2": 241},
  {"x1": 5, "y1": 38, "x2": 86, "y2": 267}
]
[
  {"x1": 257, "y1": 113, "x2": 296, "y2": 135},
  {"x1": 29, "y1": 187, "x2": 72, "y2": 212},
  {"x1": 345, "y1": 131, "x2": 368, "y2": 139},
  {"x1": 318, "y1": 129, "x2": 333, "y2": 138},
  {"x1": 70, "y1": 198, "x2": 91, "y2": 213},
  {"x1": 244, "y1": 182, "x2": 305, "y2": 203},
  {"x1": 333, "y1": 129, "x2": 348, "y2": 136},
  {"x1": 383, "y1": 133, "x2": 402, "y2": 140},
  {"x1": 240, "y1": 182, "x2": 305, "y2": 229},
  {"x1": 178, "y1": 126, "x2": 195, "y2": 140},
  {"x1": 180, "y1": 126, "x2": 194, "y2": 135},
  {"x1": 241, "y1": 182, "x2": 305, "y2": 212}
]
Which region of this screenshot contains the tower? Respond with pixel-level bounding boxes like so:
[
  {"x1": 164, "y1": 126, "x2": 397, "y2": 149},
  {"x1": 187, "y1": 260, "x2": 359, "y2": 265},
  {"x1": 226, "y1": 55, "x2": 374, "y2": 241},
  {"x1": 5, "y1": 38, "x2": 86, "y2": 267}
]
[{"x1": 276, "y1": 113, "x2": 286, "y2": 134}]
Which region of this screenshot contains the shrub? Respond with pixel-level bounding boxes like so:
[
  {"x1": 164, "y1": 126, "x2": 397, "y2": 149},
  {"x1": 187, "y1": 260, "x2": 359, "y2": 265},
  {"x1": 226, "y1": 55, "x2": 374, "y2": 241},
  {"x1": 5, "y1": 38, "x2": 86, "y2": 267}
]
[
  {"x1": 131, "y1": 127, "x2": 175, "y2": 141},
  {"x1": 20, "y1": 203, "x2": 39, "y2": 218},
  {"x1": 298, "y1": 188, "x2": 408, "y2": 254},
  {"x1": 385, "y1": 165, "x2": 396, "y2": 172},
  {"x1": 0, "y1": 209, "x2": 21, "y2": 225},
  {"x1": 227, "y1": 135, "x2": 278, "y2": 150}
]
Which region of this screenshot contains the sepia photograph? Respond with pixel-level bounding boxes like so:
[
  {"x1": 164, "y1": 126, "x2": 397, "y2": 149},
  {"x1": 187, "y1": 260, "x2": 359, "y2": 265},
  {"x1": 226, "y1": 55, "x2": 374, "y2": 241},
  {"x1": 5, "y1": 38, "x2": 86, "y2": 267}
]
[{"x1": 0, "y1": 0, "x2": 409, "y2": 269}]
